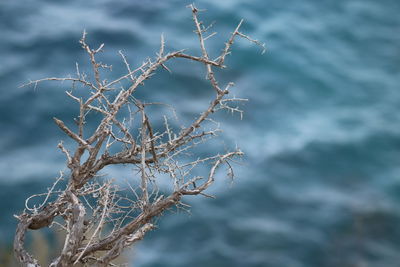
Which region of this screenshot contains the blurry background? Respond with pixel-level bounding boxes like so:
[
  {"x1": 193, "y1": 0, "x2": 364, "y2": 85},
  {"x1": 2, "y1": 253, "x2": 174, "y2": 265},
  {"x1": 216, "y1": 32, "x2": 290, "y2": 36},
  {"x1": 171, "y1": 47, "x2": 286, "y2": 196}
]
[{"x1": 1, "y1": 0, "x2": 400, "y2": 266}]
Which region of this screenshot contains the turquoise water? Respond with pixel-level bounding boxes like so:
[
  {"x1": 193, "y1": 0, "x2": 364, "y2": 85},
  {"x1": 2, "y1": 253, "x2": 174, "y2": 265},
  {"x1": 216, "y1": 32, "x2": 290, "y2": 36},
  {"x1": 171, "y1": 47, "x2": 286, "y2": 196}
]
[{"x1": 1, "y1": 0, "x2": 400, "y2": 266}]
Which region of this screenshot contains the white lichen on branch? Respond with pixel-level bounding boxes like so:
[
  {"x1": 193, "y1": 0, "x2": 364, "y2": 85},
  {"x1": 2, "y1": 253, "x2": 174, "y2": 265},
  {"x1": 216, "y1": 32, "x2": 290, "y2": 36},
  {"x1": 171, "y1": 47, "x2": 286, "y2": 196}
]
[{"x1": 14, "y1": 5, "x2": 264, "y2": 267}]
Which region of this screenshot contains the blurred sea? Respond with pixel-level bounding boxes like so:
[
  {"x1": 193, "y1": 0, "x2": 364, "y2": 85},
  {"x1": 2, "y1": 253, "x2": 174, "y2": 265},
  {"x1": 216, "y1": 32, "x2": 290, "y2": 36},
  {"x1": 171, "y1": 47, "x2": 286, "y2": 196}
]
[{"x1": 1, "y1": 0, "x2": 400, "y2": 266}]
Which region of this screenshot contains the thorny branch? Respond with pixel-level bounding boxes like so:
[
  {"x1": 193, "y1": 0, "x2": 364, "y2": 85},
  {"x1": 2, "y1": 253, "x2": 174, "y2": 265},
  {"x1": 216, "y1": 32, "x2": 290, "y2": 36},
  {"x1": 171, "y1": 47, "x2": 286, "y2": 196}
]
[{"x1": 14, "y1": 5, "x2": 264, "y2": 267}]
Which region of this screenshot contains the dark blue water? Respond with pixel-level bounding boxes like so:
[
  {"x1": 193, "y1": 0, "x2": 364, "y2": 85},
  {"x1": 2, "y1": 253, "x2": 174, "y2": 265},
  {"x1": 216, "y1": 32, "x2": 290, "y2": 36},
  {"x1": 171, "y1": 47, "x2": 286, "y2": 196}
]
[{"x1": 1, "y1": 0, "x2": 400, "y2": 266}]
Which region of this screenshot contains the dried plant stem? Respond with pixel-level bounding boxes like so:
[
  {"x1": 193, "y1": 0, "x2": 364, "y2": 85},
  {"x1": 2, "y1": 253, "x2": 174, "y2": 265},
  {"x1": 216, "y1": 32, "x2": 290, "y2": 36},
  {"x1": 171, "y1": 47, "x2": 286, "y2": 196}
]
[{"x1": 14, "y1": 5, "x2": 263, "y2": 267}]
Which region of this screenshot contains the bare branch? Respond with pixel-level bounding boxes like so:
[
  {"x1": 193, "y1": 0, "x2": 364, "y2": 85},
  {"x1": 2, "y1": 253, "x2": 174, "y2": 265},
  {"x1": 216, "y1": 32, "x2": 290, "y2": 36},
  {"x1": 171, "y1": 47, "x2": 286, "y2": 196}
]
[
  {"x1": 74, "y1": 186, "x2": 111, "y2": 264},
  {"x1": 14, "y1": 6, "x2": 263, "y2": 266},
  {"x1": 53, "y1": 117, "x2": 89, "y2": 147}
]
